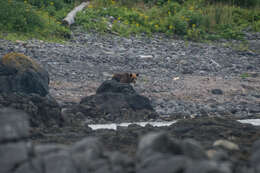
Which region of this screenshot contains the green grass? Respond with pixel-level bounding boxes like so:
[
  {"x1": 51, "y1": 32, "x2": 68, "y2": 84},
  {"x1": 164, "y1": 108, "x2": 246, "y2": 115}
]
[
  {"x1": 0, "y1": 0, "x2": 76, "y2": 42},
  {"x1": 74, "y1": 0, "x2": 260, "y2": 41},
  {"x1": 1, "y1": 0, "x2": 260, "y2": 41}
]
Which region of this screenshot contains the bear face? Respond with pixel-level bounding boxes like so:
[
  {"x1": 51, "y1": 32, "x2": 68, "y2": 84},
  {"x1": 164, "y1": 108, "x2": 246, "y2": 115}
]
[{"x1": 112, "y1": 73, "x2": 139, "y2": 83}]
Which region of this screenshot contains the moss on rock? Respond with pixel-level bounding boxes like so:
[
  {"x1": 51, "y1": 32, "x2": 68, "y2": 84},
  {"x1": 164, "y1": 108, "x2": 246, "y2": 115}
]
[{"x1": 1, "y1": 52, "x2": 40, "y2": 72}]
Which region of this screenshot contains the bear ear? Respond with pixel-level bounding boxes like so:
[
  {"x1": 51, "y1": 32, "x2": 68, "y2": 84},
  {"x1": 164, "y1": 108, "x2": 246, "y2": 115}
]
[
  {"x1": 130, "y1": 73, "x2": 133, "y2": 77},
  {"x1": 136, "y1": 73, "x2": 139, "y2": 76}
]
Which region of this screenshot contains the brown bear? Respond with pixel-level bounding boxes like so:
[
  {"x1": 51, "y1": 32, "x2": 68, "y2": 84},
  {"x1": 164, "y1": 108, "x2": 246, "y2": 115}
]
[{"x1": 112, "y1": 73, "x2": 139, "y2": 83}]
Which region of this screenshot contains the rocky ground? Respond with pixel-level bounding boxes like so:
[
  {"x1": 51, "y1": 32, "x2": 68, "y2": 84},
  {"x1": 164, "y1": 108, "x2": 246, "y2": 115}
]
[
  {"x1": 1, "y1": 28, "x2": 260, "y2": 173},
  {"x1": 0, "y1": 28, "x2": 259, "y2": 119}
]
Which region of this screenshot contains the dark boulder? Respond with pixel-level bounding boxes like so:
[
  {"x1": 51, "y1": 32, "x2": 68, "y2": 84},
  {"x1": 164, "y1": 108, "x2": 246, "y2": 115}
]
[
  {"x1": 0, "y1": 108, "x2": 29, "y2": 142},
  {"x1": 68, "y1": 80, "x2": 158, "y2": 123},
  {"x1": 96, "y1": 79, "x2": 136, "y2": 94},
  {"x1": 137, "y1": 156, "x2": 191, "y2": 173},
  {"x1": 137, "y1": 132, "x2": 207, "y2": 161},
  {"x1": 185, "y1": 160, "x2": 232, "y2": 173},
  {"x1": 250, "y1": 140, "x2": 260, "y2": 173},
  {"x1": 0, "y1": 108, "x2": 31, "y2": 173},
  {"x1": 0, "y1": 142, "x2": 31, "y2": 173},
  {"x1": 211, "y1": 89, "x2": 224, "y2": 95},
  {"x1": 0, "y1": 52, "x2": 49, "y2": 96},
  {"x1": 0, "y1": 93, "x2": 62, "y2": 127}
]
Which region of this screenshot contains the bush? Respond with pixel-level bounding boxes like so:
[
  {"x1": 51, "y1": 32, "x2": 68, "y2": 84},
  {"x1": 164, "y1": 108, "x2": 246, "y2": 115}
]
[
  {"x1": 0, "y1": 1, "x2": 43, "y2": 32},
  {"x1": 16, "y1": 0, "x2": 74, "y2": 10},
  {"x1": 0, "y1": 0, "x2": 71, "y2": 41},
  {"x1": 168, "y1": 15, "x2": 188, "y2": 35},
  {"x1": 204, "y1": 0, "x2": 260, "y2": 7}
]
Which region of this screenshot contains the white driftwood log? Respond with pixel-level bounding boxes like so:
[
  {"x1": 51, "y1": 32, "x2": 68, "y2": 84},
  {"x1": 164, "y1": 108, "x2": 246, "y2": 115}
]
[{"x1": 62, "y1": 2, "x2": 89, "y2": 26}]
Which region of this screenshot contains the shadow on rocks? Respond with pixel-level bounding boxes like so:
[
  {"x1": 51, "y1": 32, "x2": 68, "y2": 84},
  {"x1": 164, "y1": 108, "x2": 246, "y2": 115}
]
[
  {"x1": 64, "y1": 80, "x2": 158, "y2": 124},
  {"x1": 136, "y1": 132, "x2": 232, "y2": 173}
]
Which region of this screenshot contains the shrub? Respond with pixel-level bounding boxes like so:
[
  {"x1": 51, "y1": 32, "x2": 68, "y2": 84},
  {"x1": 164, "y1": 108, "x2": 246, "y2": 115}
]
[
  {"x1": 168, "y1": 15, "x2": 188, "y2": 35},
  {"x1": 0, "y1": 1, "x2": 43, "y2": 32},
  {"x1": 204, "y1": 0, "x2": 260, "y2": 7},
  {"x1": 0, "y1": 0, "x2": 71, "y2": 40},
  {"x1": 74, "y1": 0, "x2": 260, "y2": 40}
]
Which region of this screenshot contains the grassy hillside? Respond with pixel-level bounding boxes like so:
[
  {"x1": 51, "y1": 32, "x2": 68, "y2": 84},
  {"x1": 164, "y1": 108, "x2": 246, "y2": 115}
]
[
  {"x1": 0, "y1": 0, "x2": 82, "y2": 42},
  {"x1": 75, "y1": 0, "x2": 260, "y2": 41},
  {"x1": 1, "y1": 0, "x2": 260, "y2": 41}
]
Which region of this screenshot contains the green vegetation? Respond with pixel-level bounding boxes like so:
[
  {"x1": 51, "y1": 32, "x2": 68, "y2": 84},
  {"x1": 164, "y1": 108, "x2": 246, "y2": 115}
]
[
  {"x1": 0, "y1": 0, "x2": 79, "y2": 41},
  {"x1": 75, "y1": 0, "x2": 260, "y2": 41},
  {"x1": 240, "y1": 72, "x2": 251, "y2": 78},
  {"x1": 0, "y1": 0, "x2": 260, "y2": 41}
]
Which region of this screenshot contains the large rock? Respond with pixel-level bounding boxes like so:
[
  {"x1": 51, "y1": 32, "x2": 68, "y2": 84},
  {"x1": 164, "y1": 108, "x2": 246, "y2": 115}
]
[
  {"x1": 0, "y1": 142, "x2": 30, "y2": 173},
  {"x1": 68, "y1": 80, "x2": 158, "y2": 123},
  {"x1": 0, "y1": 93, "x2": 62, "y2": 127},
  {"x1": 0, "y1": 52, "x2": 49, "y2": 96},
  {"x1": 0, "y1": 108, "x2": 29, "y2": 142},
  {"x1": 137, "y1": 132, "x2": 207, "y2": 161},
  {"x1": 250, "y1": 140, "x2": 260, "y2": 173},
  {"x1": 136, "y1": 132, "x2": 231, "y2": 173},
  {"x1": 0, "y1": 108, "x2": 31, "y2": 173}
]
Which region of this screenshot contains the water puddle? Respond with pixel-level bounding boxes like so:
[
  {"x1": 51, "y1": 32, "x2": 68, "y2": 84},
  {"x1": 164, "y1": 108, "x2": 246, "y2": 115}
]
[
  {"x1": 88, "y1": 121, "x2": 176, "y2": 130},
  {"x1": 238, "y1": 119, "x2": 260, "y2": 126},
  {"x1": 88, "y1": 119, "x2": 260, "y2": 130}
]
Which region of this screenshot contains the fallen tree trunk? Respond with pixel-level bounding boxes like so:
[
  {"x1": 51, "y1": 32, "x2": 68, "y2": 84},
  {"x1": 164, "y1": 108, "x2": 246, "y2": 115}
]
[{"x1": 62, "y1": 1, "x2": 89, "y2": 26}]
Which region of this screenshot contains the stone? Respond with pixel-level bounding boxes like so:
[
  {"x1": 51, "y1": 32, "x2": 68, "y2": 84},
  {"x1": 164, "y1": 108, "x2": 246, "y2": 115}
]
[
  {"x1": 250, "y1": 150, "x2": 260, "y2": 173},
  {"x1": 137, "y1": 156, "x2": 191, "y2": 173},
  {"x1": 108, "y1": 151, "x2": 134, "y2": 173},
  {"x1": 0, "y1": 52, "x2": 49, "y2": 96},
  {"x1": 211, "y1": 89, "x2": 224, "y2": 95},
  {"x1": 213, "y1": 140, "x2": 239, "y2": 151},
  {"x1": 252, "y1": 139, "x2": 260, "y2": 152},
  {"x1": 0, "y1": 108, "x2": 29, "y2": 142},
  {"x1": 15, "y1": 157, "x2": 44, "y2": 173},
  {"x1": 137, "y1": 132, "x2": 182, "y2": 160},
  {"x1": 186, "y1": 160, "x2": 231, "y2": 173},
  {"x1": 70, "y1": 80, "x2": 158, "y2": 122},
  {"x1": 71, "y1": 137, "x2": 103, "y2": 159},
  {"x1": 0, "y1": 93, "x2": 62, "y2": 127},
  {"x1": 34, "y1": 144, "x2": 68, "y2": 156},
  {"x1": 206, "y1": 149, "x2": 229, "y2": 161},
  {"x1": 181, "y1": 138, "x2": 207, "y2": 160},
  {"x1": 96, "y1": 79, "x2": 136, "y2": 94},
  {"x1": 43, "y1": 151, "x2": 77, "y2": 173},
  {"x1": 0, "y1": 142, "x2": 29, "y2": 173}
]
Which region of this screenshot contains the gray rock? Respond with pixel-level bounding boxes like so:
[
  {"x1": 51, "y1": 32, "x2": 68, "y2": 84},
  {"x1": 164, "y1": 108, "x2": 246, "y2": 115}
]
[
  {"x1": 0, "y1": 108, "x2": 29, "y2": 142},
  {"x1": 0, "y1": 142, "x2": 29, "y2": 173},
  {"x1": 137, "y1": 156, "x2": 191, "y2": 173},
  {"x1": 137, "y1": 132, "x2": 182, "y2": 160},
  {"x1": 34, "y1": 144, "x2": 68, "y2": 156},
  {"x1": 250, "y1": 149, "x2": 260, "y2": 173},
  {"x1": 0, "y1": 93, "x2": 62, "y2": 127},
  {"x1": 43, "y1": 151, "x2": 77, "y2": 173},
  {"x1": 213, "y1": 139, "x2": 239, "y2": 151},
  {"x1": 211, "y1": 89, "x2": 224, "y2": 95},
  {"x1": 15, "y1": 157, "x2": 44, "y2": 173},
  {"x1": 0, "y1": 52, "x2": 49, "y2": 96},
  {"x1": 108, "y1": 151, "x2": 134, "y2": 173},
  {"x1": 181, "y1": 138, "x2": 207, "y2": 160},
  {"x1": 206, "y1": 149, "x2": 229, "y2": 161},
  {"x1": 186, "y1": 160, "x2": 231, "y2": 173},
  {"x1": 71, "y1": 137, "x2": 103, "y2": 159},
  {"x1": 70, "y1": 80, "x2": 158, "y2": 123},
  {"x1": 96, "y1": 79, "x2": 136, "y2": 94},
  {"x1": 252, "y1": 139, "x2": 260, "y2": 152}
]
